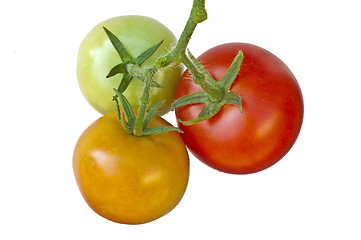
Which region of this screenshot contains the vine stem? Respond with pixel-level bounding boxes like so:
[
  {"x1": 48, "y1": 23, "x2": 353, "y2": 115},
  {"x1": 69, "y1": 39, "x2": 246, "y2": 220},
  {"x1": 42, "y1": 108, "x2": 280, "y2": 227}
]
[
  {"x1": 133, "y1": 67, "x2": 157, "y2": 136},
  {"x1": 131, "y1": 0, "x2": 216, "y2": 136},
  {"x1": 156, "y1": 0, "x2": 222, "y2": 100}
]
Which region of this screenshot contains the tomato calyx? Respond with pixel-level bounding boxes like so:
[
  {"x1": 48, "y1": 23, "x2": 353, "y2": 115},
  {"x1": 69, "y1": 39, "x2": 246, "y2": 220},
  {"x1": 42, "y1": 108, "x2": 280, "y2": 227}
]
[
  {"x1": 113, "y1": 89, "x2": 181, "y2": 137},
  {"x1": 103, "y1": 27, "x2": 164, "y2": 92},
  {"x1": 104, "y1": 26, "x2": 183, "y2": 136},
  {"x1": 171, "y1": 51, "x2": 244, "y2": 125}
]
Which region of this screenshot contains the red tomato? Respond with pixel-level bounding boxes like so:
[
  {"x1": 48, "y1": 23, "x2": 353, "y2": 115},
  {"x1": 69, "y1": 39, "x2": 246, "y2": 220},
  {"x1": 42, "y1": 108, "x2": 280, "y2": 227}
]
[{"x1": 175, "y1": 43, "x2": 304, "y2": 174}]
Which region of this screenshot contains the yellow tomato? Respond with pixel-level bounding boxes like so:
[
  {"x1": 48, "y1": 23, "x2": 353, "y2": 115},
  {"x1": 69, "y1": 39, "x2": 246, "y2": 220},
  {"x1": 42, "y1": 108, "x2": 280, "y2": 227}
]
[{"x1": 73, "y1": 113, "x2": 189, "y2": 224}]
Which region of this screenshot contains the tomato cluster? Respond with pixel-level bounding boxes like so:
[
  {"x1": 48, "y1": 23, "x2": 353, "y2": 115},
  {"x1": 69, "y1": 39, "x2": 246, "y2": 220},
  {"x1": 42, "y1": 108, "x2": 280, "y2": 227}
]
[{"x1": 73, "y1": 3, "x2": 303, "y2": 225}]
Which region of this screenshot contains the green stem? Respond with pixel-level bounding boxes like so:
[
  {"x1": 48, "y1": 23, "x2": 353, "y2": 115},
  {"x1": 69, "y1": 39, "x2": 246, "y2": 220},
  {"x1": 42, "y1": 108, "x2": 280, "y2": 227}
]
[
  {"x1": 181, "y1": 55, "x2": 223, "y2": 100},
  {"x1": 132, "y1": 0, "x2": 210, "y2": 135},
  {"x1": 133, "y1": 69, "x2": 155, "y2": 136},
  {"x1": 172, "y1": 0, "x2": 207, "y2": 61},
  {"x1": 156, "y1": 0, "x2": 221, "y2": 100},
  {"x1": 158, "y1": 0, "x2": 207, "y2": 66}
]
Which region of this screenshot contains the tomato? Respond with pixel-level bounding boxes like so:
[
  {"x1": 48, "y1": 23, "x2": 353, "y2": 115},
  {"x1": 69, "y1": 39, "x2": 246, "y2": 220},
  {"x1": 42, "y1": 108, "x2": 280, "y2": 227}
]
[
  {"x1": 175, "y1": 43, "x2": 304, "y2": 174},
  {"x1": 77, "y1": 15, "x2": 183, "y2": 115},
  {"x1": 73, "y1": 113, "x2": 189, "y2": 224}
]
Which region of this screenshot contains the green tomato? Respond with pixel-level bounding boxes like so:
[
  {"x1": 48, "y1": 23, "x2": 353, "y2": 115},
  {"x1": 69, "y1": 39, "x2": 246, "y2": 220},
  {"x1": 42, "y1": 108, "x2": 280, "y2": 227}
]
[{"x1": 77, "y1": 15, "x2": 183, "y2": 115}]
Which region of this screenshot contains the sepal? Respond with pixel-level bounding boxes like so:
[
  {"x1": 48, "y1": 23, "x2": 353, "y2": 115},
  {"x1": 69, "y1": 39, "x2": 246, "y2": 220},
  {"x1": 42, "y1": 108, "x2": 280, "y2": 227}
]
[
  {"x1": 104, "y1": 27, "x2": 165, "y2": 93},
  {"x1": 106, "y1": 63, "x2": 127, "y2": 78},
  {"x1": 143, "y1": 100, "x2": 165, "y2": 130},
  {"x1": 133, "y1": 40, "x2": 164, "y2": 65},
  {"x1": 171, "y1": 91, "x2": 208, "y2": 110},
  {"x1": 143, "y1": 126, "x2": 183, "y2": 136},
  {"x1": 114, "y1": 89, "x2": 136, "y2": 131},
  {"x1": 218, "y1": 51, "x2": 243, "y2": 91},
  {"x1": 103, "y1": 27, "x2": 132, "y2": 62},
  {"x1": 178, "y1": 100, "x2": 223, "y2": 126},
  {"x1": 222, "y1": 92, "x2": 243, "y2": 113}
]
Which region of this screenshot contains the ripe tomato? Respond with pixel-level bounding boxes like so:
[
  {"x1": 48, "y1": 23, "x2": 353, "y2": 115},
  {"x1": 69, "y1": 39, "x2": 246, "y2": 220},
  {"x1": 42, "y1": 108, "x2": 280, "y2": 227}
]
[
  {"x1": 77, "y1": 15, "x2": 183, "y2": 115},
  {"x1": 175, "y1": 43, "x2": 304, "y2": 174},
  {"x1": 73, "y1": 113, "x2": 189, "y2": 224}
]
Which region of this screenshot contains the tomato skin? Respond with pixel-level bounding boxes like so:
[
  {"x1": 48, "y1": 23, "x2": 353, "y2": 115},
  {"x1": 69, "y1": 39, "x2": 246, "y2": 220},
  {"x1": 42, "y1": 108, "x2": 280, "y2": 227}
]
[
  {"x1": 77, "y1": 15, "x2": 183, "y2": 115},
  {"x1": 175, "y1": 43, "x2": 303, "y2": 174},
  {"x1": 73, "y1": 113, "x2": 189, "y2": 224}
]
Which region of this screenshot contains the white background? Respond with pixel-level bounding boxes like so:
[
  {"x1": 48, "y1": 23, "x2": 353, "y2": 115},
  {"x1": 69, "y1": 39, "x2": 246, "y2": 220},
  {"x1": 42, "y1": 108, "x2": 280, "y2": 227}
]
[{"x1": 1, "y1": 0, "x2": 360, "y2": 239}]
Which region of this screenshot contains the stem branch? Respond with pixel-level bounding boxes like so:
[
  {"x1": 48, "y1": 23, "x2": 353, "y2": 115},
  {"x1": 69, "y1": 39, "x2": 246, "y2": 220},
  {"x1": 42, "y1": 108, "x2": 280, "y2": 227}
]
[
  {"x1": 181, "y1": 54, "x2": 222, "y2": 100},
  {"x1": 133, "y1": 69, "x2": 155, "y2": 136},
  {"x1": 156, "y1": 0, "x2": 221, "y2": 100},
  {"x1": 158, "y1": 0, "x2": 206, "y2": 66}
]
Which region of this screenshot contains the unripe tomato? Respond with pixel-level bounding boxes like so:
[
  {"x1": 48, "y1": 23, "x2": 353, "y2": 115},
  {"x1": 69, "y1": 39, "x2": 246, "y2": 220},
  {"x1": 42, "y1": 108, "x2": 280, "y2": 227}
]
[
  {"x1": 77, "y1": 16, "x2": 183, "y2": 115},
  {"x1": 73, "y1": 113, "x2": 189, "y2": 224}
]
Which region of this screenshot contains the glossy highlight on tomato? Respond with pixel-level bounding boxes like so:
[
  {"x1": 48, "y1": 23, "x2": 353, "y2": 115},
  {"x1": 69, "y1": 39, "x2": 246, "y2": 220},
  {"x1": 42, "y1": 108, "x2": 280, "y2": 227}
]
[
  {"x1": 175, "y1": 43, "x2": 304, "y2": 174},
  {"x1": 77, "y1": 15, "x2": 183, "y2": 115},
  {"x1": 73, "y1": 113, "x2": 189, "y2": 224}
]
